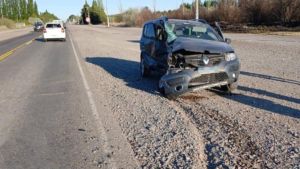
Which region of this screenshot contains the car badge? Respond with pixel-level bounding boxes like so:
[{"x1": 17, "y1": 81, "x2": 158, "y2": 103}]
[{"x1": 203, "y1": 56, "x2": 209, "y2": 65}]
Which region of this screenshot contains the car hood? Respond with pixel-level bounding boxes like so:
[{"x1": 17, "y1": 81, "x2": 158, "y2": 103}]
[{"x1": 171, "y1": 37, "x2": 234, "y2": 54}]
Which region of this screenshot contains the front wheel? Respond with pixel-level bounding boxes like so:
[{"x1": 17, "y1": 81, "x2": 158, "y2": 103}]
[
  {"x1": 220, "y1": 82, "x2": 238, "y2": 93},
  {"x1": 158, "y1": 81, "x2": 165, "y2": 95},
  {"x1": 140, "y1": 57, "x2": 150, "y2": 77}
]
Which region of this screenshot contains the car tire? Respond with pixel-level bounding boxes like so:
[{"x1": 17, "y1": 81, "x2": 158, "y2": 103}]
[
  {"x1": 44, "y1": 39, "x2": 47, "y2": 42},
  {"x1": 158, "y1": 82, "x2": 165, "y2": 95},
  {"x1": 62, "y1": 38, "x2": 66, "y2": 42},
  {"x1": 158, "y1": 82, "x2": 179, "y2": 100},
  {"x1": 165, "y1": 93, "x2": 178, "y2": 100},
  {"x1": 221, "y1": 82, "x2": 238, "y2": 93},
  {"x1": 140, "y1": 57, "x2": 150, "y2": 77}
]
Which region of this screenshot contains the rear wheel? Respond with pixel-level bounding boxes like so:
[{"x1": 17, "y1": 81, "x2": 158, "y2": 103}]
[
  {"x1": 158, "y1": 81, "x2": 165, "y2": 95},
  {"x1": 140, "y1": 57, "x2": 150, "y2": 77},
  {"x1": 165, "y1": 93, "x2": 178, "y2": 100},
  {"x1": 221, "y1": 82, "x2": 238, "y2": 93}
]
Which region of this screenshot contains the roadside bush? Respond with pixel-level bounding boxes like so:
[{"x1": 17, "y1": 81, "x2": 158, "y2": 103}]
[
  {"x1": 122, "y1": 8, "x2": 139, "y2": 27},
  {"x1": 0, "y1": 18, "x2": 16, "y2": 29},
  {"x1": 112, "y1": 0, "x2": 300, "y2": 28},
  {"x1": 136, "y1": 7, "x2": 155, "y2": 27}
]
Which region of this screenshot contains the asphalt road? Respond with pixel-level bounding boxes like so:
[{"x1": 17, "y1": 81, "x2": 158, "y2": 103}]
[
  {"x1": 0, "y1": 32, "x2": 41, "y2": 56},
  {"x1": 0, "y1": 34, "x2": 137, "y2": 169}
]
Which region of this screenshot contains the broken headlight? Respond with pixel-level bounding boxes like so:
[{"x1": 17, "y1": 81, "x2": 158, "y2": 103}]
[{"x1": 225, "y1": 53, "x2": 237, "y2": 61}]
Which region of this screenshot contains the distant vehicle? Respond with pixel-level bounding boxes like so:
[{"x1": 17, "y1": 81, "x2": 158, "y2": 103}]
[
  {"x1": 33, "y1": 22, "x2": 44, "y2": 32},
  {"x1": 53, "y1": 20, "x2": 66, "y2": 29},
  {"x1": 43, "y1": 22, "x2": 66, "y2": 42},
  {"x1": 140, "y1": 17, "x2": 240, "y2": 99}
]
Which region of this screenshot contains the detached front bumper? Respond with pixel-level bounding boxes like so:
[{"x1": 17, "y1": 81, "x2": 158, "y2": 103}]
[{"x1": 159, "y1": 59, "x2": 240, "y2": 97}]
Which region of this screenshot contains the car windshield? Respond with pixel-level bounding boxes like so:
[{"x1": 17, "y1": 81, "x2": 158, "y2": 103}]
[
  {"x1": 46, "y1": 24, "x2": 61, "y2": 28},
  {"x1": 35, "y1": 23, "x2": 43, "y2": 26},
  {"x1": 165, "y1": 20, "x2": 223, "y2": 43}
]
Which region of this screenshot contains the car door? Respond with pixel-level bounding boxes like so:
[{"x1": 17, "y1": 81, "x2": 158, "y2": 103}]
[
  {"x1": 140, "y1": 23, "x2": 157, "y2": 69},
  {"x1": 153, "y1": 23, "x2": 169, "y2": 72}
]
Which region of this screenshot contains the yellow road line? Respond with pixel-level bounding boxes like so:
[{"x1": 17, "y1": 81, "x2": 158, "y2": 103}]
[
  {"x1": 26, "y1": 40, "x2": 33, "y2": 45},
  {"x1": 0, "y1": 36, "x2": 38, "y2": 62},
  {"x1": 0, "y1": 51, "x2": 13, "y2": 61}
]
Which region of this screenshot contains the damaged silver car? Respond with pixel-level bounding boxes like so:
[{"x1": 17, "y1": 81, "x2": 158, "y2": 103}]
[{"x1": 140, "y1": 17, "x2": 240, "y2": 99}]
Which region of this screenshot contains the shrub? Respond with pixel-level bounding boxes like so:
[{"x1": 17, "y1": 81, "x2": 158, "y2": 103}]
[{"x1": 0, "y1": 18, "x2": 16, "y2": 29}]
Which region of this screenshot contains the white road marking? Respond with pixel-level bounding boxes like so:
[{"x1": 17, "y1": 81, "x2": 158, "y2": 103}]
[{"x1": 69, "y1": 34, "x2": 117, "y2": 169}]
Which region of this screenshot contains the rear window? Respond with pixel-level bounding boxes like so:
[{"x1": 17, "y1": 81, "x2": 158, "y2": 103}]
[{"x1": 46, "y1": 24, "x2": 61, "y2": 28}]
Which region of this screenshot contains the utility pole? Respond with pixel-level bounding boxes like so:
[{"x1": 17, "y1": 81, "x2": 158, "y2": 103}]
[
  {"x1": 106, "y1": 0, "x2": 110, "y2": 27},
  {"x1": 195, "y1": 0, "x2": 199, "y2": 20},
  {"x1": 182, "y1": 0, "x2": 185, "y2": 17},
  {"x1": 153, "y1": 0, "x2": 156, "y2": 13}
]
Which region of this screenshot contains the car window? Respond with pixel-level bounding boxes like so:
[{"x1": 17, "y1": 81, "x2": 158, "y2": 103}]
[
  {"x1": 46, "y1": 24, "x2": 61, "y2": 28},
  {"x1": 35, "y1": 23, "x2": 43, "y2": 26},
  {"x1": 143, "y1": 25, "x2": 148, "y2": 37},
  {"x1": 144, "y1": 24, "x2": 155, "y2": 38},
  {"x1": 165, "y1": 20, "x2": 223, "y2": 42},
  {"x1": 147, "y1": 24, "x2": 155, "y2": 38},
  {"x1": 46, "y1": 24, "x2": 53, "y2": 28},
  {"x1": 155, "y1": 24, "x2": 164, "y2": 41}
]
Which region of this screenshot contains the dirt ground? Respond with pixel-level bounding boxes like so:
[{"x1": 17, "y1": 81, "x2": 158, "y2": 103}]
[{"x1": 69, "y1": 25, "x2": 300, "y2": 169}]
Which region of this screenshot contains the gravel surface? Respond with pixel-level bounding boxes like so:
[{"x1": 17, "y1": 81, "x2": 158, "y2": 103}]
[{"x1": 69, "y1": 25, "x2": 300, "y2": 168}]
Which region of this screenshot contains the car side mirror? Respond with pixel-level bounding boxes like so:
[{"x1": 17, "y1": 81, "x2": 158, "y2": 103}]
[{"x1": 225, "y1": 38, "x2": 231, "y2": 44}]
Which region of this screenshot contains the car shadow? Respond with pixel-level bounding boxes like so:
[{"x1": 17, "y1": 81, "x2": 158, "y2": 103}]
[
  {"x1": 127, "y1": 40, "x2": 140, "y2": 43},
  {"x1": 238, "y1": 86, "x2": 300, "y2": 104},
  {"x1": 86, "y1": 57, "x2": 299, "y2": 119},
  {"x1": 35, "y1": 38, "x2": 45, "y2": 42},
  {"x1": 212, "y1": 87, "x2": 300, "y2": 119},
  {"x1": 35, "y1": 38, "x2": 65, "y2": 43},
  {"x1": 241, "y1": 71, "x2": 300, "y2": 86},
  {"x1": 85, "y1": 57, "x2": 161, "y2": 96}
]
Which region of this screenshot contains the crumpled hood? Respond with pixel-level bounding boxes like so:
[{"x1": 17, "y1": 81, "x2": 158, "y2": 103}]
[{"x1": 172, "y1": 37, "x2": 234, "y2": 54}]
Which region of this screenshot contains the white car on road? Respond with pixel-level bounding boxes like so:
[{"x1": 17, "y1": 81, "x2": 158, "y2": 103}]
[{"x1": 43, "y1": 22, "x2": 66, "y2": 42}]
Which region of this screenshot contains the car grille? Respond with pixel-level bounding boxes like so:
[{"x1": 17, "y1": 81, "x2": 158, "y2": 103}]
[
  {"x1": 185, "y1": 54, "x2": 224, "y2": 67},
  {"x1": 189, "y1": 72, "x2": 228, "y2": 87},
  {"x1": 198, "y1": 54, "x2": 224, "y2": 66}
]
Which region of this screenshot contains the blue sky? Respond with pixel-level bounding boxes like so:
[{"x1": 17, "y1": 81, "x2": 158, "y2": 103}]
[{"x1": 36, "y1": 0, "x2": 197, "y2": 20}]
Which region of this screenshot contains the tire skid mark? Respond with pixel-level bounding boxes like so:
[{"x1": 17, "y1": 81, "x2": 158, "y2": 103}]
[{"x1": 175, "y1": 98, "x2": 265, "y2": 168}]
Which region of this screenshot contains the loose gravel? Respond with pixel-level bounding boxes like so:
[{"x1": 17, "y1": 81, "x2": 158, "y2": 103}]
[{"x1": 69, "y1": 25, "x2": 300, "y2": 168}]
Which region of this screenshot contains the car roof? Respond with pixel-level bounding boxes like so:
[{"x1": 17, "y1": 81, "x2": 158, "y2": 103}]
[
  {"x1": 46, "y1": 22, "x2": 61, "y2": 25},
  {"x1": 190, "y1": 19, "x2": 208, "y2": 24},
  {"x1": 143, "y1": 17, "x2": 209, "y2": 26},
  {"x1": 168, "y1": 19, "x2": 208, "y2": 25},
  {"x1": 143, "y1": 16, "x2": 168, "y2": 25}
]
